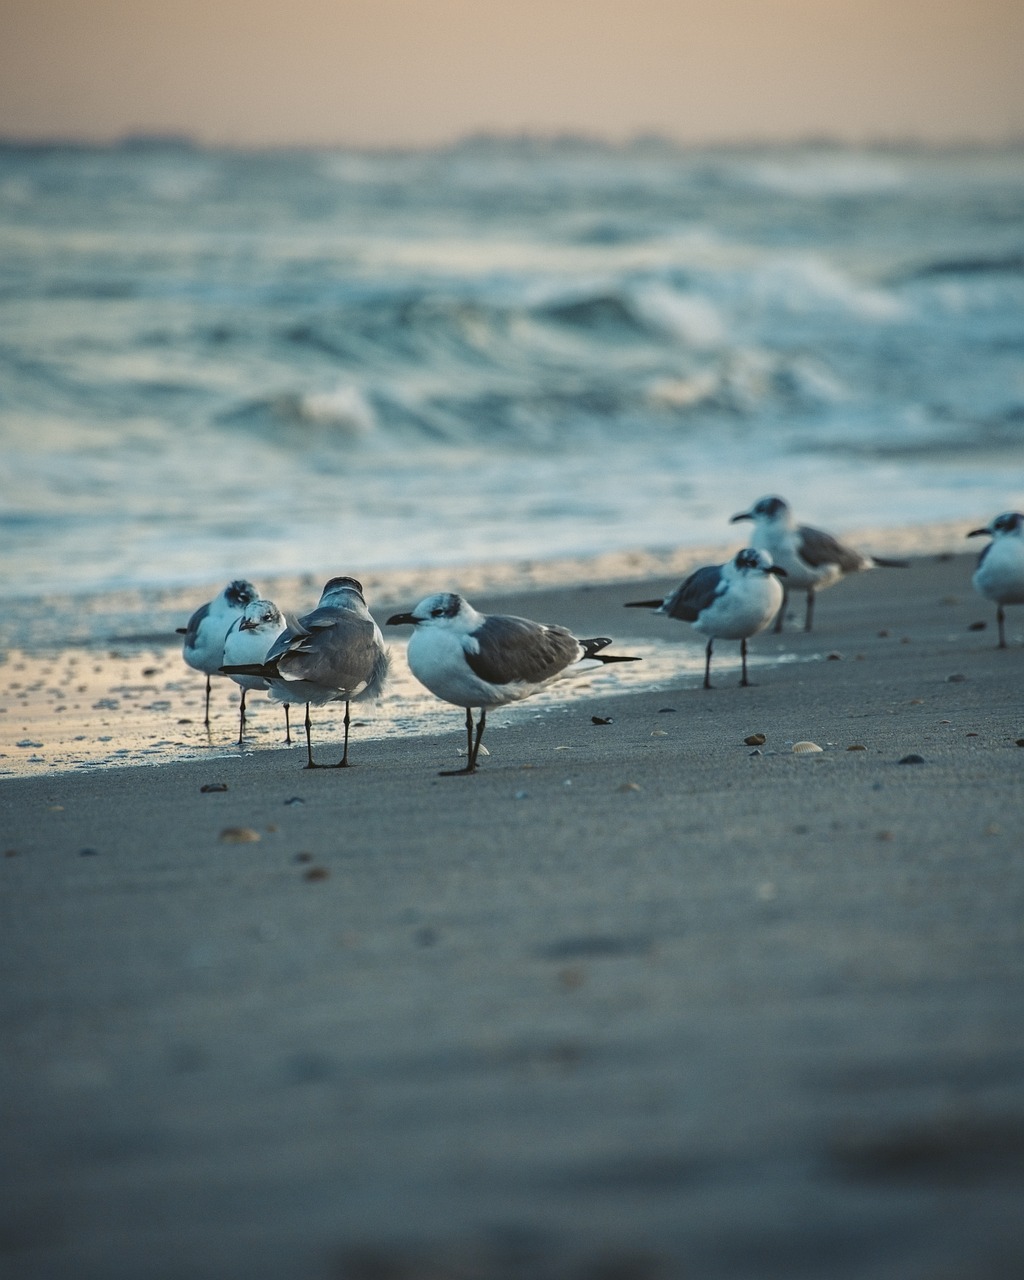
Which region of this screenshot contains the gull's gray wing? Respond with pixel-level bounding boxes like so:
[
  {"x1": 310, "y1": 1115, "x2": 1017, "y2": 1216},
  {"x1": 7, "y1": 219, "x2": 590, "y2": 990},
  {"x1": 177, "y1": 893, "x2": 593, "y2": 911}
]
[
  {"x1": 183, "y1": 601, "x2": 210, "y2": 648},
  {"x1": 276, "y1": 607, "x2": 388, "y2": 697},
  {"x1": 465, "y1": 615, "x2": 581, "y2": 686},
  {"x1": 661, "y1": 565, "x2": 724, "y2": 622},
  {"x1": 797, "y1": 524, "x2": 864, "y2": 573}
]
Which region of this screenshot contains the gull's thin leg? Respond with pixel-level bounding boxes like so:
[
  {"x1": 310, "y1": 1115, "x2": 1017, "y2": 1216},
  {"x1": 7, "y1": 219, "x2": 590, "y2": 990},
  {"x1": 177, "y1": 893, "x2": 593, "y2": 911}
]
[
  {"x1": 470, "y1": 708, "x2": 487, "y2": 769},
  {"x1": 998, "y1": 604, "x2": 1007, "y2": 649},
  {"x1": 773, "y1": 587, "x2": 788, "y2": 634},
  {"x1": 237, "y1": 688, "x2": 247, "y2": 747},
  {"x1": 203, "y1": 674, "x2": 212, "y2": 726},
  {"x1": 441, "y1": 706, "x2": 484, "y2": 776},
  {"x1": 334, "y1": 701, "x2": 352, "y2": 767},
  {"x1": 303, "y1": 703, "x2": 317, "y2": 769},
  {"x1": 740, "y1": 637, "x2": 749, "y2": 687},
  {"x1": 703, "y1": 638, "x2": 714, "y2": 690},
  {"x1": 283, "y1": 703, "x2": 292, "y2": 744},
  {"x1": 804, "y1": 587, "x2": 816, "y2": 632}
]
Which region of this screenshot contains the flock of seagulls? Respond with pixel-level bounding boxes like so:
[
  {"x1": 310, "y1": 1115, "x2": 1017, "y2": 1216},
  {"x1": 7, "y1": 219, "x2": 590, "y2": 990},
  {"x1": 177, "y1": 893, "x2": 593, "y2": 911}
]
[
  {"x1": 729, "y1": 495, "x2": 910, "y2": 632},
  {"x1": 179, "y1": 496, "x2": 1024, "y2": 774}
]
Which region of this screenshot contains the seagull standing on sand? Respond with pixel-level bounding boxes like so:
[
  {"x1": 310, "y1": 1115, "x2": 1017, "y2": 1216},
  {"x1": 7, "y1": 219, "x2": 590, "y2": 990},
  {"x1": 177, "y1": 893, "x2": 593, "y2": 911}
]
[
  {"x1": 222, "y1": 577, "x2": 389, "y2": 769},
  {"x1": 221, "y1": 599, "x2": 291, "y2": 746},
  {"x1": 625, "y1": 548, "x2": 786, "y2": 688},
  {"x1": 730, "y1": 495, "x2": 908, "y2": 632},
  {"x1": 178, "y1": 579, "x2": 259, "y2": 725},
  {"x1": 967, "y1": 511, "x2": 1024, "y2": 648},
  {"x1": 386, "y1": 593, "x2": 639, "y2": 775}
]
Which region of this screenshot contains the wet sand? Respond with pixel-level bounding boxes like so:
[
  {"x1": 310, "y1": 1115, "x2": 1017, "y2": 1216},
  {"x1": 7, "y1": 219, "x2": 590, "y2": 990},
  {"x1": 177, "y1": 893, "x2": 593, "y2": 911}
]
[{"x1": 2, "y1": 550, "x2": 1023, "y2": 1279}]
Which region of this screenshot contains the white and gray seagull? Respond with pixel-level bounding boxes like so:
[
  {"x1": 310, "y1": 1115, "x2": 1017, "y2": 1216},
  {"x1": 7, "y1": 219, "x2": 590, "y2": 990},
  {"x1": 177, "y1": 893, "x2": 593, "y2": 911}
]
[
  {"x1": 626, "y1": 548, "x2": 787, "y2": 688},
  {"x1": 386, "y1": 593, "x2": 640, "y2": 775},
  {"x1": 730, "y1": 495, "x2": 908, "y2": 632},
  {"x1": 222, "y1": 576, "x2": 389, "y2": 768},
  {"x1": 177, "y1": 578, "x2": 259, "y2": 726},
  {"x1": 967, "y1": 511, "x2": 1024, "y2": 649},
  {"x1": 220, "y1": 598, "x2": 291, "y2": 746}
]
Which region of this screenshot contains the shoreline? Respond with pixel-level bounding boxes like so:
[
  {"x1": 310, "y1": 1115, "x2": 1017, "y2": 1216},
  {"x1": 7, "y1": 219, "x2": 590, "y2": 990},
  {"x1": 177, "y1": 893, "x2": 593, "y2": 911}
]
[
  {"x1": 0, "y1": 519, "x2": 990, "y2": 779},
  {"x1": 0, "y1": 522, "x2": 993, "y2": 778}
]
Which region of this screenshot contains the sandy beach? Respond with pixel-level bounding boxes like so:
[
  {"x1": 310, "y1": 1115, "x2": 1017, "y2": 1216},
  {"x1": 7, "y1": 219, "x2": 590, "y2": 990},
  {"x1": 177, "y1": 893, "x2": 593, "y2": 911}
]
[{"x1": 2, "y1": 548, "x2": 1023, "y2": 1279}]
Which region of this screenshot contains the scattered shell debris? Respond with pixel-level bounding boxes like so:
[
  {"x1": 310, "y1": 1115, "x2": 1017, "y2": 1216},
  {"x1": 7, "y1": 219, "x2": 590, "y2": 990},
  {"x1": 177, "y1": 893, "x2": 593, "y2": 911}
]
[
  {"x1": 744, "y1": 733, "x2": 767, "y2": 746},
  {"x1": 792, "y1": 741, "x2": 824, "y2": 754},
  {"x1": 219, "y1": 826, "x2": 261, "y2": 844},
  {"x1": 898, "y1": 754, "x2": 926, "y2": 765},
  {"x1": 618, "y1": 782, "x2": 642, "y2": 793},
  {"x1": 200, "y1": 782, "x2": 228, "y2": 793},
  {"x1": 847, "y1": 744, "x2": 867, "y2": 751}
]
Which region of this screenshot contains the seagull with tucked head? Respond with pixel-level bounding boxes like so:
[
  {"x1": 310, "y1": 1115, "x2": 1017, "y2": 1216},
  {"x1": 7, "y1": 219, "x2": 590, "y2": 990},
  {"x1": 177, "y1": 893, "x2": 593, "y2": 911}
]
[
  {"x1": 626, "y1": 547, "x2": 786, "y2": 688},
  {"x1": 177, "y1": 578, "x2": 259, "y2": 726},
  {"x1": 967, "y1": 511, "x2": 1024, "y2": 649},
  {"x1": 221, "y1": 598, "x2": 291, "y2": 746},
  {"x1": 222, "y1": 576, "x2": 389, "y2": 768},
  {"x1": 386, "y1": 593, "x2": 640, "y2": 774},
  {"x1": 730, "y1": 495, "x2": 908, "y2": 632}
]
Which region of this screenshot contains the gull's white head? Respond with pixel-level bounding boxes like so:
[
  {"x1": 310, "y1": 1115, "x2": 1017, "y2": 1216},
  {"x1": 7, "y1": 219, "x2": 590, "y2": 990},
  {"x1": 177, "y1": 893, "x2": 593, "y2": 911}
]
[
  {"x1": 318, "y1": 576, "x2": 367, "y2": 604},
  {"x1": 218, "y1": 579, "x2": 259, "y2": 611},
  {"x1": 731, "y1": 547, "x2": 786, "y2": 577},
  {"x1": 968, "y1": 511, "x2": 1024, "y2": 541},
  {"x1": 386, "y1": 592, "x2": 477, "y2": 631},
  {"x1": 238, "y1": 599, "x2": 284, "y2": 633},
  {"x1": 730, "y1": 496, "x2": 793, "y2": 528}
]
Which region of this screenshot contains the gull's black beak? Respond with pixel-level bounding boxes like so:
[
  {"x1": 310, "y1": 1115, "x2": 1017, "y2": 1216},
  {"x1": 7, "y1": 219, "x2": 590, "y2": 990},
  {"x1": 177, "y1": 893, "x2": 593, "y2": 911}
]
[
  {"x1": 966, "y1": 527, "x2": 989, "y2": 538},
  {"x1": 624, "y1": 599, "x2": 664, "y2": 609},
  {"x1": 240, "y1": 618, "x2": 257, "y2": 631},
  {"x1": 730, "y1": 511, "x2": 753, "y2": 523},
  {"x1": 768, "y1": 565, "x2": 788, "y2": 577},
  {"x1": 386, "y1": 612, "x2": 418, "y2": 626}
]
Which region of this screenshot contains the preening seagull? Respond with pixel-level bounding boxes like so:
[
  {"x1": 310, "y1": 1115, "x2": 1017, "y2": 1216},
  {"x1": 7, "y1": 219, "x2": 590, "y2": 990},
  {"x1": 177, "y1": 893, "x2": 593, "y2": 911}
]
[
  {"x1": 626, "y1": 548, "x2": 786, "y2": 688},
  {"x1": 222, "y1": 576, "x2": 389, "y2": 768},
  {"x1": 220, "y1": 598, "x2": 291, "y2": 746},
  {"x1": 967, "y1": 511, "x2": 1024, "y2": 649},
  {"x1": 386, "y1": 593, "x2": 640, "y2": 774},
  {"x1": 177, "y1": 579, "x2": 259, "y2": 725},
  {"x1": 730, "y1": 495, "x2": 908, "y2": 632}
]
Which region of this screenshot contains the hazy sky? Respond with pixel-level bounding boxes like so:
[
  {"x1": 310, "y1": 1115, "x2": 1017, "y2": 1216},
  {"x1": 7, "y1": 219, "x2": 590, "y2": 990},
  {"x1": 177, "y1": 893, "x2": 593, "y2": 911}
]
[{"x1": 2, "y1": 0, "x2": 1023, "y2": 148}]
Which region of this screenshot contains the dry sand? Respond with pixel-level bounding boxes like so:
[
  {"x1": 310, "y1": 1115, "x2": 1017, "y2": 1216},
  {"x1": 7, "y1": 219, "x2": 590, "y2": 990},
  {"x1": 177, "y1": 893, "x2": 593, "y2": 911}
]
[{"x1": 2, "y1": 550, "x2": 1023, "y2": 1279}]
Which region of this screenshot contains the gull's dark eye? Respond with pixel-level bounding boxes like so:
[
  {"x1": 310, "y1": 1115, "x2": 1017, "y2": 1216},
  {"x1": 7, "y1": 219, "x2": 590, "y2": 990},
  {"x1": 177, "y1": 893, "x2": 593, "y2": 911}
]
[{"x1": 431, "y1": 607, "x2": 445, "y2": 618}]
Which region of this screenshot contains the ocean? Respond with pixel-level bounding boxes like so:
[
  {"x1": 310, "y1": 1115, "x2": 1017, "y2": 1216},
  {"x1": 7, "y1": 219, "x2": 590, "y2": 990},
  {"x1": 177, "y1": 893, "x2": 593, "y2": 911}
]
[{"x1": 1, "y1": 137, "x2": 1023, "y2": 604}]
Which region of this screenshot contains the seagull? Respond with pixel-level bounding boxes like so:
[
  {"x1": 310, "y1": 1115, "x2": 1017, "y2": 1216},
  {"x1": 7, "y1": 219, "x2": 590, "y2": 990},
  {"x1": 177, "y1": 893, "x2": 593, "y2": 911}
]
[
  {"x1": 967, "y1": 511, "x2": 1024, "y2": 648},
  {"x1": 625, "y1": 548, "x2": 786, "y2": 688},
  {"x1": 730, "y1": 495, "x2": 908, "y2": 632},
  {"x1": 177, "y1": 579, "x2": 259, "y2": 725},
  {"x1": 222, "y1": 577, "x2": 389, "y2": 768},
  {"x1": 386, "y1": 593, "x2": 640, "y2": 774},
  {"x1": 221, "y1": 599, "x2": 291, "y2": 746}
]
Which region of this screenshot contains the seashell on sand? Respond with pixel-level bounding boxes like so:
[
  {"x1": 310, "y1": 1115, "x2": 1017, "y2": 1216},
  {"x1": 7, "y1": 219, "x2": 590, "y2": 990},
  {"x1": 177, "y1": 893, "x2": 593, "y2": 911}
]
[
  {"x1": 219, "y1": 826, "x2": 261, "y2": 844},
  {"x1": 792, "y1": 741, "x2": 823, "y2": 754}
]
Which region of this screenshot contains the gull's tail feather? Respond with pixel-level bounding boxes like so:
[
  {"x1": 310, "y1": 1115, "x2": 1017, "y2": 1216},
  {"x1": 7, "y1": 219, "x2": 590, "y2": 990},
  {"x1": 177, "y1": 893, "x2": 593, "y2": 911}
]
[
  {"x1": 873, "y1": 556, "x2": 910, "y2": 568},
  {"x1": 580, "y1": 637, "x2": 641, "y2": 664},
  {"x1": 220, "y1": 661, "x2": 277, "y2": 678}
]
